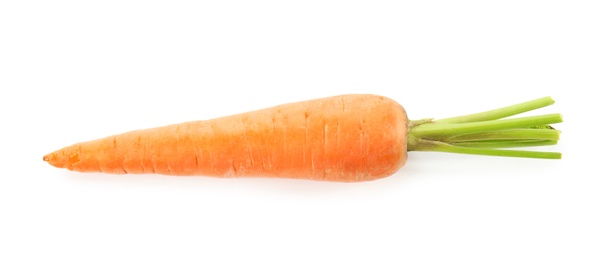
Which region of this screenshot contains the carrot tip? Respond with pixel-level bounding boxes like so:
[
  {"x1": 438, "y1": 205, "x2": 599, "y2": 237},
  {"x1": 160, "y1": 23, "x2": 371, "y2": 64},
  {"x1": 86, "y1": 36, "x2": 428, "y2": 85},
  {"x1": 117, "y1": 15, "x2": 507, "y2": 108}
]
[{"x1": 43, "y1": 152, "x2": 63, "y2": 168}]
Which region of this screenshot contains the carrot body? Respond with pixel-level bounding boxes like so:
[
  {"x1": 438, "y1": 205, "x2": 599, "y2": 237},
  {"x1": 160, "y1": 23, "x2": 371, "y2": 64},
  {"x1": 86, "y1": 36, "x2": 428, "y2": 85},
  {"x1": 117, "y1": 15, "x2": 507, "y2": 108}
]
[{"x1": 43, "y1": 94, "x2": 409, "y2": 182}]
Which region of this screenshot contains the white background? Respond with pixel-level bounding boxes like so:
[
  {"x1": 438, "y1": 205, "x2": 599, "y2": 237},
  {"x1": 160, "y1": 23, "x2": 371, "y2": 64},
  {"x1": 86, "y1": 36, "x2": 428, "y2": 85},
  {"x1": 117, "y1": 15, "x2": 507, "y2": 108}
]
[{"x1": 1, "y1": 1, "x2": 603, "y2": 259}]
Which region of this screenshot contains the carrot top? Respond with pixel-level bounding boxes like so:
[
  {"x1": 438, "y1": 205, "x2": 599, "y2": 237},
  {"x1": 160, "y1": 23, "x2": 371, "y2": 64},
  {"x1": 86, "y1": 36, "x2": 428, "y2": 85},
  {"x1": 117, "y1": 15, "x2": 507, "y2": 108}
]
[{"x1": 407, "y1": 97, "x2": 562, "y2": 159}]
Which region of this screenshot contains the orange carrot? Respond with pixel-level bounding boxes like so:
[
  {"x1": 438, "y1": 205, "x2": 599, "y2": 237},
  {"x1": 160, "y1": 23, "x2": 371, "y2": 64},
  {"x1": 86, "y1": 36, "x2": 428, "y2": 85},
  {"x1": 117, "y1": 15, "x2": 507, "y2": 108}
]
[
  {"x1": 44, "y1": 95, "x2": 408, "y2": 182},
  {"x1": 43, "y1": 94, "x2": 563, "y2": 182}
]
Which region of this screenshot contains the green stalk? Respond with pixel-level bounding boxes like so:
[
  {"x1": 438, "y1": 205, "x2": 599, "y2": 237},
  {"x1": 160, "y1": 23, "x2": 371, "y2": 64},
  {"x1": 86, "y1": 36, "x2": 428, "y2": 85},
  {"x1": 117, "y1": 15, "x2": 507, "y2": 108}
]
[
  {"x1": 452, "y1": 140, "x2": 558, "y2": 149},
  {"x1": 444, "y1": 129, "x2": 560, "y2": 142},
  {"x1": 436, "y1": 96, "x2": 555, "y2": 123},
  {"x1": 411, "y1": 114, "x2": 562, "y2": 138},
  {"x1": 432, "y1": 142, "x2": 562, "y2": 159},
  {"x1": 407, "y1": 97, "x2": 563, "y2": 159}
]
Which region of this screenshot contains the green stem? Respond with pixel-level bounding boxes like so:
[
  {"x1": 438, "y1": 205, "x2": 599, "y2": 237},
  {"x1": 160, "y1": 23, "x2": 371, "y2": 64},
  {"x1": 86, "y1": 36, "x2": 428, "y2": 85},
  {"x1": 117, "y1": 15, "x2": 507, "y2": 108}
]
[
  {"x1": 436, "y1": 96, "x2": 555, "y2": 123},
  {"x1": 432, "y1": 142, "x2": 562, "y2": 159},
  {"x1": 411, "y1": 114, "x2": 562, "y2": 138},
  {"x1": 407, "y1": 97, "x2": 563, "y2": 159},
  {"x1": 452, "y1": 140, "x2": 558, "y2": 149},
  {"x1": 445, "y1": 129, "x2": 560, "y2": 142}
]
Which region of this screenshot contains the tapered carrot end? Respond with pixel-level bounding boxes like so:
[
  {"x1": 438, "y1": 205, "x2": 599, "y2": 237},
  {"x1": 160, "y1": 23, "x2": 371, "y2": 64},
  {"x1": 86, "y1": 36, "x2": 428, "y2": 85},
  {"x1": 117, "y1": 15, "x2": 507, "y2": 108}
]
[{"x1": 43, "y1": 150, "x2": 70, "y2": 169}]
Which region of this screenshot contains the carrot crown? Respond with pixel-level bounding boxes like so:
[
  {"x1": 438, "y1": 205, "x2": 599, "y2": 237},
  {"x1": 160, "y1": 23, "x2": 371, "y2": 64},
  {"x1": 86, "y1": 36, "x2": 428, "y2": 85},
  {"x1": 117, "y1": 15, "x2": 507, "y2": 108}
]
[{"x1": 407, "y1": 97, "x2": 563, "y2": 159}]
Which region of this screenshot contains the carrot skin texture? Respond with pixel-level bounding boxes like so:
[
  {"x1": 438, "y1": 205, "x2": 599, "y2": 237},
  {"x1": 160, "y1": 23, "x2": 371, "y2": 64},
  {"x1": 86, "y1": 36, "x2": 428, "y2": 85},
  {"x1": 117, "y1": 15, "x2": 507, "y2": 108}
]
[{"x1": 43, "y1": 94, "x2": 409, "y2": 182}]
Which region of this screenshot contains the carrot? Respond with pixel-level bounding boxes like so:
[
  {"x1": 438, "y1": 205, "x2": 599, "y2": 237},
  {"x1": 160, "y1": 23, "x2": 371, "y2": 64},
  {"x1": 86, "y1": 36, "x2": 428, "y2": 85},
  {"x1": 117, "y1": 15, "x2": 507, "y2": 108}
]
[{"x1": 43, "y1": 94, "x2": 562, "y2": 182}]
